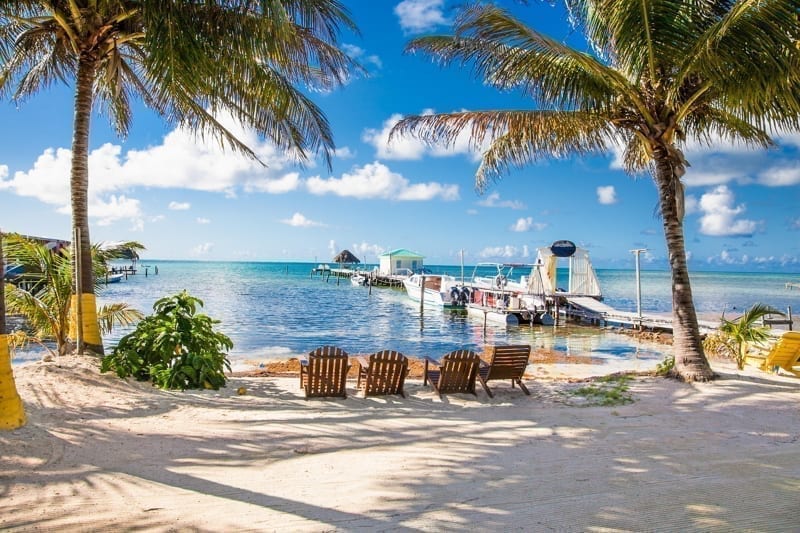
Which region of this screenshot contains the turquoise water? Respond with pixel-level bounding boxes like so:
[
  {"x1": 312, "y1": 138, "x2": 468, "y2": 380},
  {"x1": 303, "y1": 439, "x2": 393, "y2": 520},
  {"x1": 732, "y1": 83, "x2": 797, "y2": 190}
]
[{"x1": 10, "y1": 261, "x2": 800, "y2": 367}]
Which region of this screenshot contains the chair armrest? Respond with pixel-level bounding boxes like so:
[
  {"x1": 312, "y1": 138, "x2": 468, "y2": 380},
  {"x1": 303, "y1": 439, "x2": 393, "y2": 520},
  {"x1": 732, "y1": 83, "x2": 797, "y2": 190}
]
[{"x1": 355, "y1": 356, "x2": 370, "y2": 370}]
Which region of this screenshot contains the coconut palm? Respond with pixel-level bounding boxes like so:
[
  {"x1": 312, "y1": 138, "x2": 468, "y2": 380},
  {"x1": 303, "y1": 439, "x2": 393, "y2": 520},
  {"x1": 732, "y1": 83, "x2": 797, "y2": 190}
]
[
  {"x1": 719, "y1": 303, "x2": 784, "y2": 370},
  {"x1": 391, "y1": 1, "x2": 800, "y2": 381},
  {"x1": 0, "y1": 1, "x2": 359, "y2": 355},
  {"x1": 3, "y1": 235, "x2": 144, "y2": 357}
]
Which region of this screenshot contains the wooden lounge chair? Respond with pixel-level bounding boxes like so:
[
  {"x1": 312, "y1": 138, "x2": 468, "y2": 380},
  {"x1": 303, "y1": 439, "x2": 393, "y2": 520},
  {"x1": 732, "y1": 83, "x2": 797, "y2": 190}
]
[
  {"x1": 746, "y1": 331, "x2": 800, "y2": 376},
  {"x1": 356, "y1": 350, "x2": 409, "y2": 397},
  {"x1": 423, "y1": 350, "x2": 481, "y2": 398},
  {"x1": 477, "y1": 344, "x2": 532, "y2": 398},
  {"x1": 299, "y1": 346, "x2": 351, "y2": 398}
]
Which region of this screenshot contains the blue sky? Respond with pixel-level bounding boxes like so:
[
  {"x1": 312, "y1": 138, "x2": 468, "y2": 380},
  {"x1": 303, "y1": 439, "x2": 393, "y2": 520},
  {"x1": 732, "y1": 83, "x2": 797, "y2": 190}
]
[{"x1": 1, "y1": 0, "x2": 800, "y2": 272}]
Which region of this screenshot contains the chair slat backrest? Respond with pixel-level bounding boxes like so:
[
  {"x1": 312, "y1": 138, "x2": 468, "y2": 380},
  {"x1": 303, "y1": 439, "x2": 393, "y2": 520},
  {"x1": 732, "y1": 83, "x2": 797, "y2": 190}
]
[
  {"x1": 364, "y1": 350, "x2": 408, "y2": 397},
  {"x1": 483, "y1": 345, "x2": 531, "y2": 381},
  {"x1": 765, "y1": 332, "x2": 800, "y2": 374},
  {"x1": 435, "y1": 350, "x2": 480, "y2": 395},
  {"x1": 305, "y1": 346, "x2": 350, "y2": 398}
]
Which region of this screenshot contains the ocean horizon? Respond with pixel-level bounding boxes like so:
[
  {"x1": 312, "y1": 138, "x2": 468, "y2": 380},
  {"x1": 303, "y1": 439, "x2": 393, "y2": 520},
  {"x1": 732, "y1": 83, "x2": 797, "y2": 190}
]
[{"x1": 10, "y1": 260, "x2": 800, "y2": 368}]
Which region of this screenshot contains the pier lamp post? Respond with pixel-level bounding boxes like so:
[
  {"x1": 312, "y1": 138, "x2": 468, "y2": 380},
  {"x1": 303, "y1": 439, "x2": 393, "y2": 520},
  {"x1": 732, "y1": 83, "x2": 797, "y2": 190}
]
[{"x1": 630, "y1": 249, "x2": 647, "y2": 326}]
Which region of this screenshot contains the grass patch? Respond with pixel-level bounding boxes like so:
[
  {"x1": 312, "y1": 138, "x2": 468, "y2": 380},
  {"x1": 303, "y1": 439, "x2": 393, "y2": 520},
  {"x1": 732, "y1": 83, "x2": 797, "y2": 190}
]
[{"x1": 566, "y1": 374, "x2": 634, "y2": 406}]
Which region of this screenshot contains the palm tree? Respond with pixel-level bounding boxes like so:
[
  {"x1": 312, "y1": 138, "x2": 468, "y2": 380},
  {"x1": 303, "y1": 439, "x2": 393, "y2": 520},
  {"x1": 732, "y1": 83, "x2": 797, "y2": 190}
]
[
  {"x1": 3, "y1": 235, "x2": 144, "y2": 357},
  {"x1": 719, "y1": 303, "x2": 784, "y2": 370},
  {"x1": 0, "y1": 1, "x2": 359, "y2": 355},
  {"x1": 0, "y1": 231, "x2": 26, "y2": 430},
  {"x1": 391, "y1": 1, "x2": 800, "y2": 381}
]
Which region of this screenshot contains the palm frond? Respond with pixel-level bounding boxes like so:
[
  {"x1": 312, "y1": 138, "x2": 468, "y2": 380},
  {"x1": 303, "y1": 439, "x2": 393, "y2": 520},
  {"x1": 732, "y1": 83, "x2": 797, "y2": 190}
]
[{"x1": 97, "y1": 303, "x2": 144, "y2": 335}]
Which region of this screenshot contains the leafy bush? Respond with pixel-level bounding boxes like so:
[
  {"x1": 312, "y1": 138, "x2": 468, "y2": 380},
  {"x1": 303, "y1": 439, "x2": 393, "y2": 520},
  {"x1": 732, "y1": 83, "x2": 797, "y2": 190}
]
[
  {"x1": 655, "y1": 354, "x2": 676, "y2": 376},
  {"x1": 101, "y1": 291, "x2": 233, "y2": 390}
]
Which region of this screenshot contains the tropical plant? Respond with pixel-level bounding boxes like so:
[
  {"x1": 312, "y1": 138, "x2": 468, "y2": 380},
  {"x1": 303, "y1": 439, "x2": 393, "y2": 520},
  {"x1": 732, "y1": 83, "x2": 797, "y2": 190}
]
[
  {"x1": 391, "y1": 2, "x2": 800, "y2": 381},
  {"x1": 3, "y1": 234, "x2": 143, "y2": 357},
  {"x1": 0, "y1": 1, "x2": 359, "y2": 355},
  {"x1": 101, "y1": 291, "x2": 234, "y2": 390},
  {"x1": 0, "y1": 230, "x2": 27, "y2": 430},
  {"x1": 717, "y1": 303, "x2": 783, "y2": 370}
]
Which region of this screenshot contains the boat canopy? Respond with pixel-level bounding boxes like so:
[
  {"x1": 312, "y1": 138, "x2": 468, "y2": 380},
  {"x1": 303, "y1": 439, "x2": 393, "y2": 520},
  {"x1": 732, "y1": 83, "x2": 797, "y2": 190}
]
[{"x1": 526, "y1": 242, "x2": 602, "y2": 298}]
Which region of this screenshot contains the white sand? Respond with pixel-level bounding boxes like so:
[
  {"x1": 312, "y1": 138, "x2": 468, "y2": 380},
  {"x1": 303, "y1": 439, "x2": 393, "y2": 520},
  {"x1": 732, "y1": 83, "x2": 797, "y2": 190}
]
[{"x1": 1, "y1": 355, "x2": 799, "y2": 531}]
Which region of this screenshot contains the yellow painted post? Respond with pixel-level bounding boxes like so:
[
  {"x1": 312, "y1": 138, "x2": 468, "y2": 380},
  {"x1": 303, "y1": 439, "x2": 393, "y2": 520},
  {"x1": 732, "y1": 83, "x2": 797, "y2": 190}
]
[{"x1": 0, "y1": 335, "x2": 26, "y2": 430}]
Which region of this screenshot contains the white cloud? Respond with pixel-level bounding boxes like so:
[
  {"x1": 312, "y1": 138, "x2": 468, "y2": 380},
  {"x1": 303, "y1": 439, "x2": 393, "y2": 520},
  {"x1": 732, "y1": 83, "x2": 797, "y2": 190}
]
[
  {"x1": 328, "y1": 240, "x2": 337, "y2": 257},
  {"x1": 351, "y1": 241, "x2": 385, "y2": 260},
  {"x1": 341, "y1": 44, "x2": 382, "y2": 69},
  {"x1": 362, "y1": 112, "x2": 483, "y2": 161},
  {"x1": 192, "y1": 242, "x2": 214, "y2": 256},
  {"x1": 510, "y1": 217, "x2": 547, "y2": 232},
  {"x1": 306, "y1": 161, "x2": 459, "y2": 201},
  {"x1": 596, "y1": 185, "x2": 617, "y2": 205},
  {"x1": 696, "y1": 185, "x2": 760, "y2": 237},
  {"x1": 245, "y1": 173, "x2": 301, "y2": 194},
  {"x1": 477, "y1": 192, "x2": 525, "y2": 210},
  {"x1": 334, "y1": 146, "x2": 355, "y2": 159},
  {"x1": 280, "y1": 212, "x2": 325, "y2": 227},
  {"x1": 394, "y1": 0, "x2": 449, "y2": 34},
  {"x1": 478, "y1": 245, "x2": 519, "y2": 259},
  {"x1": 757, "y1": 163, "x2": 800, "y2": 187},
  {"x1": 0, "y1": 110, "x2": 307, "y2": 227},
  {"x1": 196, "y1": 217, "x2": 211, "y2": 224},
  {"x1": 169, "y1": 201, "x2": 191, "y2": 210}
]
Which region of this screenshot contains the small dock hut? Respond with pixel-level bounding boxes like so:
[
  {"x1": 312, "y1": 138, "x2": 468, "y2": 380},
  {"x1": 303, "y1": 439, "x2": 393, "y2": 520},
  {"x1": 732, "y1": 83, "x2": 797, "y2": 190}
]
[{"x1": 379, "y1": 248, "x2": 423, "y2": 276}]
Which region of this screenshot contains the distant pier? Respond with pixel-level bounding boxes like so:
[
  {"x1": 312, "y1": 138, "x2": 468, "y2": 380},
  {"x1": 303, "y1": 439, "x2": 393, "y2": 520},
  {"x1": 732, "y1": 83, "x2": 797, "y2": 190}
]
[{"x1": 311, "y1": 266, "x2": 405, "y2": 287}]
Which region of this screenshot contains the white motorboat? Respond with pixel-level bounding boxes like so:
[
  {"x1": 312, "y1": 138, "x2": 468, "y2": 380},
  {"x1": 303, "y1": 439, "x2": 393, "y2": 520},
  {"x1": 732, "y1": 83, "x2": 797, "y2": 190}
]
[
  {"x1": 351, "y1": 272, "x2": 368, "y2": 286},
  {"x1": 403, "y1": 273, "x2": 468, "y2": 308}
]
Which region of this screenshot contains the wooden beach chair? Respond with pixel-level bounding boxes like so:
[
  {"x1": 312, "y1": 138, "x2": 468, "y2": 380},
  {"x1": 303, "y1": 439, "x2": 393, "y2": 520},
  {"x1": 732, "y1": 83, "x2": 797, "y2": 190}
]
[
  {"x1": 356, "y1": 350, "x2": 409, "y2": 397},
  {"x1": 299, "y1": 346, "x2": 351, "y2": 398},
  {"x1": 746, "y1": 331, "x2": 800, "y2": 376},
  {"x1": 423, "y1": 350, "x2": 481, "y2": 398},
  {"x1": 477, "y1": 344, "x2": 532, "y2": 398}
]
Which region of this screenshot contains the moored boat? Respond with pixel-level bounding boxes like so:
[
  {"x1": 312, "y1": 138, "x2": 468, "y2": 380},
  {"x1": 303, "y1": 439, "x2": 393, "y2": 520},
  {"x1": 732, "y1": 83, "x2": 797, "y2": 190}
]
[{"x1": 403, "y1": 273, "x2": 468, "y2": 308}]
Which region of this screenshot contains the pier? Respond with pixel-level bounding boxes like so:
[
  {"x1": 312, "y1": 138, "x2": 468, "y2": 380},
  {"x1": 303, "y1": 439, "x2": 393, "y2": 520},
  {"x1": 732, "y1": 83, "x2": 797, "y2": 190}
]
[{"x1": 311, "y1": 266, "x2": 406, "y2": 287}]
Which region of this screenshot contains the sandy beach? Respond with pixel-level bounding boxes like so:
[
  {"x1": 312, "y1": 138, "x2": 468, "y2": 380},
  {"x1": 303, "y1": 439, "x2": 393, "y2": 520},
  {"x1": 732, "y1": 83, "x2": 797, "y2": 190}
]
[{"x1": 2, "y1": 354, "x2": 799, "y2": 532}]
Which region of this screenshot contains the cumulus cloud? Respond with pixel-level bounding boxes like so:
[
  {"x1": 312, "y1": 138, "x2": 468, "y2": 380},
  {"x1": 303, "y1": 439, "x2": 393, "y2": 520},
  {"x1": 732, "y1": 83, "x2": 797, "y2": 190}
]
[
  {"x1": 696, "y1": 185, "x2": 760, "y2": 237},
  {"x1": 477, "y1": 192, "x2": 525, "y2": 210},
  {"x1": 478, "y1": 245, "x2": 520, "y2": 259},
  {"x1": 757, "y1": 163, "x2": 800, "y2": 187},
  {"x1": 362, "y1": 112, "x2": 484, "y2": 160},
  {"x1": 596, "y1": 185, "x2": 617, "y2": 205},
  {"x1": 510, "y1": 217, "x2": 547, "y2": 232},
  {"x1": 280, "y1": 212, "x2": 325, "y2": 227},
  {"x1": 350, "y1": 241, "x2": 385, "y2": 260},
  {"x1": 394, "y1": 0, "x2": 449, "y2": 33},
  {"x1": 196, "y1": 217, "x2": 210, "y2": 224},
  {"x1": 169, "y1": 201, "x2": 191, "y2": 210},
  {"x1": 0, "y1": 110, "x2": 307, "y2": 227},
  {"x1": 306, "y1": 161, "x2": 459, "y2": 201}
]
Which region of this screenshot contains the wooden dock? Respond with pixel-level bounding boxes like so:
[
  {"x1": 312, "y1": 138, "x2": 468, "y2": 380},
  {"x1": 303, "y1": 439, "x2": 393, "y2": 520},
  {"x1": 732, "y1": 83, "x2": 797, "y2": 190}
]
[
  {"x1": 563, "y1": 296, "x2": 721, "y2": 334},
  {"x1": 311, "y1": 267, "x2": 406, "y2": 287}
]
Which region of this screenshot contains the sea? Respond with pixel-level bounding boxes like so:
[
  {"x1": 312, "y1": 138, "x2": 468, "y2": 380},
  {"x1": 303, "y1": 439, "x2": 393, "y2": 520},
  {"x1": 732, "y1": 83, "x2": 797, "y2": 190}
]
[{"x1": 9, "y1": 261, "x2": 800, "y2": 368}]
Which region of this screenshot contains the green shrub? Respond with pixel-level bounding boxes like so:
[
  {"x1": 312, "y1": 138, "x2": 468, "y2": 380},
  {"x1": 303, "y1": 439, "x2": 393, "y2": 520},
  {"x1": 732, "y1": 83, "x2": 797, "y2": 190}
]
[
  {"x1": 101, "y1": 291, "x2": 233, "y2": 390},
  {"x1": 655, "y1": 354, "x2": 676, "y2": 376}
]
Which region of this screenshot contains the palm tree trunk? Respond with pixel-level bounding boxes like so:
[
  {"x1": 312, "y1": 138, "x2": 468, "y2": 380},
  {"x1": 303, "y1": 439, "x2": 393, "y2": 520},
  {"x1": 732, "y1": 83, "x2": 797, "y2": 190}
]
[
  {"x1": 69, "y1": 56, "x2": 104, "y2": 355},
  {"x1": 0, "y1": 230, "x2": 27, "y2": 430},
  {"x1": 653, "y1": 146, "x2": 714, "y2": 381}
]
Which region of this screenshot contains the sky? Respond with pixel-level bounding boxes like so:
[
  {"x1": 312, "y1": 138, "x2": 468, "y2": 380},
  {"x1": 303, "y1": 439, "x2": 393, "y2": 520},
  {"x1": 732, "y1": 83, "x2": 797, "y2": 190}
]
[{"x1": 1, "y1": 0, "x2": 800, "y2": 272}]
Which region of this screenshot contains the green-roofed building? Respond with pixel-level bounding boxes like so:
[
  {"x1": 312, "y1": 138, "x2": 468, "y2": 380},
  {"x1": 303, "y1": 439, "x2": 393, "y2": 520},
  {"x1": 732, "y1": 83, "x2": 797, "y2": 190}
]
[{"x1": 379, "y1": 248, "x2": 423, "y2": 276}]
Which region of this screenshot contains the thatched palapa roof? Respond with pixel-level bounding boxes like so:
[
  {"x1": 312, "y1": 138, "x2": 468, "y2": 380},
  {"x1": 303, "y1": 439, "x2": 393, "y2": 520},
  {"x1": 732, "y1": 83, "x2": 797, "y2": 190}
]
[{"x1": 333, "y1": 249, "x2": 360, "y2": 264}]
